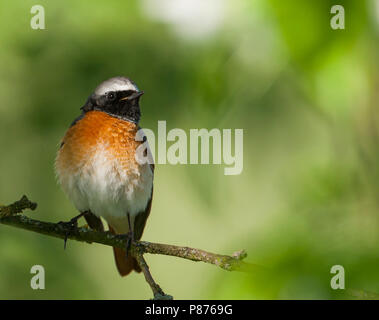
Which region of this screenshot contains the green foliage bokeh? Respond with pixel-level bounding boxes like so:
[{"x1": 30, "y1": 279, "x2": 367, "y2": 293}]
[{"x1": 0, "y1": 0, "x2": 378, "y2": 299}]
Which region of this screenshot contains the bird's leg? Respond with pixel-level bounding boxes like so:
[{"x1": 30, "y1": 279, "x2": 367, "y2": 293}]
[
  {"x1": 58, "y1": 212, "x2": 86, "y2": 249},
  {"x1": 125, "y1": 213, "x2": 134, "y2": 258},
  {"x1": 83, "y1": 210, "x2": 104, "y2": 232}
]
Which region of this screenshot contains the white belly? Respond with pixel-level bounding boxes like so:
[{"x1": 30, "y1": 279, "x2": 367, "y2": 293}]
[{"x1": 58, "y1": 144, "x2": 153, "y2": 229}]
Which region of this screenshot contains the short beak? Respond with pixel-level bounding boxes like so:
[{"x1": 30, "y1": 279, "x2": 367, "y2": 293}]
[{"x1": 120, "y1": 91, "x2": 144, "y2": 101}]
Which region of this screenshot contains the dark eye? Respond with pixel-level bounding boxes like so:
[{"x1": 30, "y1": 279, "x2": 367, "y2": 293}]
[{"x1": 107, "y1": 91, "x2": 116, "y2": 101}]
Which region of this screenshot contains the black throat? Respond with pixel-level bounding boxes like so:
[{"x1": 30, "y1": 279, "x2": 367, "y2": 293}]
[
  {"x1": 82, "y1": 94, "x2": 141, "y2": 124},
  {"x1": 97, "y1": 110, "x2": 139, "y2": 124},
  {"x1": 94, "y1": 101, "x2": 140, "y2": 124}
]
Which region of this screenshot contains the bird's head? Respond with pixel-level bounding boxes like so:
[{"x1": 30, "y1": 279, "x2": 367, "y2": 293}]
[{"x1": 81, "y1": 76, "x2": 144, "y2": 123}]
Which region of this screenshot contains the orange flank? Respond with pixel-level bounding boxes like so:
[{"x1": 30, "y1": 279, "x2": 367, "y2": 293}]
[{"x1": 56, "y1": 111, "x2": 141, "y2": 174}]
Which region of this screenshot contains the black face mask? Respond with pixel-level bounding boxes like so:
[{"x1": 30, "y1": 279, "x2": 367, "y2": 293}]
[{"x1": 81, "y1": 90, "x2": 144, "y2": 124}]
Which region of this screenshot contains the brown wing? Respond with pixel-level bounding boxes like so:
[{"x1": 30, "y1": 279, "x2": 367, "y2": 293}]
[
  {"x1": 111, "y1": 164, "x2": 154, "y2": 277},
  {"x1": 111, "y1": 128, "x2": 154, "y2": 277},
  {"x1": 134, "y1": 163, "x2": 154, "y2": 240}
]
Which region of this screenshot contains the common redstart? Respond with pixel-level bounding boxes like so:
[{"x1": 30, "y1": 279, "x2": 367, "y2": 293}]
[{"x1": 55, "y1": 76, "x2": 154, "y2": 276}]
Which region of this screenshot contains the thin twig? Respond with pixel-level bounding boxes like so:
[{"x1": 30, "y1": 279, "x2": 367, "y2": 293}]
[
  {"x1": 346, "y1": 288, "x2": 379, "y2": 300},
  {"x1": 133, "y1": 247, "x2": 173, "y2": 300},
  {"x1": 0, "y1": 196, "x2": 258, "y2": 299},
  {"x1": 0, "y1": 195, "x2": 37, "y2": 217},
  {"x1": 2, "y1": 196, "x2": 376, "y2": 300}
]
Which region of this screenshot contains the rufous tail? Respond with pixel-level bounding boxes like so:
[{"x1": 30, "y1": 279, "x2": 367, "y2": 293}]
[{"x1": 109, "y1": 225, "x2": 141, "y2": 277}]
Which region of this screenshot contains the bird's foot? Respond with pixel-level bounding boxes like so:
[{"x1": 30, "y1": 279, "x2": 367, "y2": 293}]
[
  {"x1": 57, "y1": 213, "x2": 84, "y2": 249},
  {"x1": 125, "y1": 230, "x2": 135, "y2": 259}
]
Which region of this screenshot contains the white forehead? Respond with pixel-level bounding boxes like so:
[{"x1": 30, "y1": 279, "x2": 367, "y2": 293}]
[{"x1": 94, "y1": 76, "x2": 139, "y2": 95}]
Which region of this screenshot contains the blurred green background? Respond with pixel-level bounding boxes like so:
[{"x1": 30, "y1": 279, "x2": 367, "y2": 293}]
[{"x1": 0, "y1": 0, "x2": 379, "y2": 299}]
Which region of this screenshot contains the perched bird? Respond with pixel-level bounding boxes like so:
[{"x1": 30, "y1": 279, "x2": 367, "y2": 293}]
[{"x1": 55, "y1": 76, "x2": 154, "y2": 276}]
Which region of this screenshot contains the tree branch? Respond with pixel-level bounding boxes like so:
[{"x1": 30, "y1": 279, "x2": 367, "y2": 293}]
[
  {"x1": 4, "y1": 196, "x2": 376, "y2": 300},
  {"x1": 0, "y1": 196, "x2": 260, "y2": 299}
]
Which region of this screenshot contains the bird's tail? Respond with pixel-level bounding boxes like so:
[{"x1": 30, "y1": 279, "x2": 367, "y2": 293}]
[{"x1": 109, "y1": 225, "x2": 141, "y2": 277}]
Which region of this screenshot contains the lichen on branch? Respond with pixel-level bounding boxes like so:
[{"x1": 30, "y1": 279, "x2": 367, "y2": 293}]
[{"x1": 0, "y1": 195, "x2": 257, "y2": 300}]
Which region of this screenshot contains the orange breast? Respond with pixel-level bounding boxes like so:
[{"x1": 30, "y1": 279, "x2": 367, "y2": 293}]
[{"x1": 56, "y1": 111, "x2": 141, "y2": 174}]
